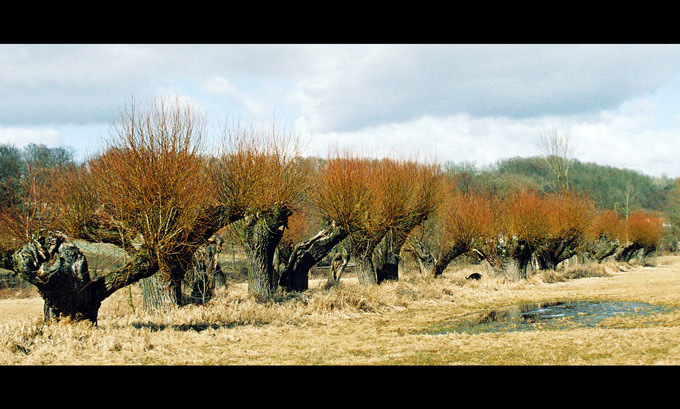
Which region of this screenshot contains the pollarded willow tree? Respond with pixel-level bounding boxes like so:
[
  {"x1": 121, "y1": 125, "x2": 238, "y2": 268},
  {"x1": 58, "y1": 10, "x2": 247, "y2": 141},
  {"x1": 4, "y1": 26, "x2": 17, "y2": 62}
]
[
  {"x1": 6, "y1": 98, "x2": 236, "y2": 322},
  {"x1": 90, "y1": 99, "x2": 231, "y2": 311},
  {"x1": 211, "y1": 123, "x2": 308, "y2": 300},
  {"x1": 473, "y1": 189, "x2": 550, "y2": 280},
  {"x1": 533, "y1": 192, "x2": 595, "y2": 270},
  {"x1": 582, "y1": 209, "x2": 625, "y2": 263},
  {"x1": 469, "y1": 190, "x2": 596, "y2": 279},
  {"x1": 278, "y1": 152, "x2": 371, "y2": 292},
  {"x1": 335, "y1": 157, "x2": 443, "y2": 286},
  {"x1": 430, "y1": 189, "x2": 497, "y2": 277},
  {"x1": 3, "y1": 157, "x2": 162, "y2": 323},
  {"x1": 616, "y1": 210, "x2": 666, "y2": 262},
  {"x1": 373, "y1": 161, "x2": 443, "y2": 281}
]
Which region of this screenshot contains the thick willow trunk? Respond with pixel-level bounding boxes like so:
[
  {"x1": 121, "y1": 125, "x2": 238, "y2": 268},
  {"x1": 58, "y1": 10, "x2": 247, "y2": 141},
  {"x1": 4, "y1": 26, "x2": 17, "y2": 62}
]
[
  {"x1": 475, "y1": 237, "x2": 534, "y2": 280},
  {"x1": 535, "y1": 236, "x2": 579, "y2": 270},
  {"x1": 350, "y1": 229, "x2": 389, "y2": 286},
  {"x1": 329, "y1": 250, "x2": 350, "y2": 284},
  {"x1": 374, "y1": 231, "x2": 401, "y2": 283},
  {"x1": 431, "y1": 243, "x2": 469, "y2": 277},
  {"x1": 593, "y1": 240, "x2": 619, "y2": 262},
  {"x1": 184, "y1": 235, "x2": 224, "y2": 304},
  {"x1": 615, "y1": 241, "x2": 652, "y2": 263},
  {"x1": 374, "y1": 215, "x2": 431, "y2": 282},
  {"x1": 507, "y1": 241, "x2": 533, "y2": 280},
  {"x1": 355, "y1": 252, "x2": 378, "y2": 286},
  {"x1": 279, "y1": 224, "x2": 348, "y2": 292},
  {"x1": 240, "y1": 209, "x2": 291, "y2": 301},
  {"x1": 141, "y1": 271, "x2": 180, "y2": 313},
  {"x1": 13, "y1": 231, "x2": 157, "y2": 324},
  {"x1": 580, "y1": 237, "x2": 619, "y2": 263},
  {"x1": 140, "y1": 249, "x2": 197, "y2": 311},
  {"x1": 140, "y1": 205, "x2": 235, "y2": 312},
  {"x1": 404, "y1": 238, "x2": 436, "y2": 275}
]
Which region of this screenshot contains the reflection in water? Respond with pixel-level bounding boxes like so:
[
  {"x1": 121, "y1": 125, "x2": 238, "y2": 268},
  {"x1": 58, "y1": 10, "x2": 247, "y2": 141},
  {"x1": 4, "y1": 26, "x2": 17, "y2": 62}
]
[{"x1": 430, "y1": 301, "x2": 674, "y2": 334}]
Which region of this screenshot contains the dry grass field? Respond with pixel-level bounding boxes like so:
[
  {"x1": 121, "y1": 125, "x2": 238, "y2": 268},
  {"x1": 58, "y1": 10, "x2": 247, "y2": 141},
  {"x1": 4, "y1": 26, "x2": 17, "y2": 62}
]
[{"x1": 1, "y1": 254, "x2": 680, "y2": 365}]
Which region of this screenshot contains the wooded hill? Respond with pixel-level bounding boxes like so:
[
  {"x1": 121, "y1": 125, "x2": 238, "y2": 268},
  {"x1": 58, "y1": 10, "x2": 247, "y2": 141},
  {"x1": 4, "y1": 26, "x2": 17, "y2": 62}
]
[
  {"x1": 445, "y1": 155, "x2": 680, "y2": 247},
  {"x1": 446, "y1": 156, "x2": 675, "y2": 214}
]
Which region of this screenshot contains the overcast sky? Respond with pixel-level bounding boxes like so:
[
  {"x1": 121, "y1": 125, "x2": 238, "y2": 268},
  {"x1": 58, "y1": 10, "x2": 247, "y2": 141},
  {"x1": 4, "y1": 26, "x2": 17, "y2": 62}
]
[{"x1": 2, "y1": 43, "x2": 680, "y2": 178}]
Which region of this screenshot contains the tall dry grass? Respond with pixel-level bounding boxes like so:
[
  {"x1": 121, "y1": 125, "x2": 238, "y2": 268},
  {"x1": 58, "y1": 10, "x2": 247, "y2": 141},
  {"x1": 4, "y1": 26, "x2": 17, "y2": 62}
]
[{"x1": 4, "y1": 252, "x2": 680, "y2": 365}]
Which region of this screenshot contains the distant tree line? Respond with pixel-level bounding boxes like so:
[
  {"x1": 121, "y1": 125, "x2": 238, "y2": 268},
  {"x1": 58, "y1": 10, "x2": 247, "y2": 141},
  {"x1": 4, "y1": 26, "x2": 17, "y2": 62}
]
[
  {"x1": 0, "y1": 143, "x2": 75, "y2": 207},
  {"x1": 0, "y1": 143, "x2": 75, "y2": 269}
]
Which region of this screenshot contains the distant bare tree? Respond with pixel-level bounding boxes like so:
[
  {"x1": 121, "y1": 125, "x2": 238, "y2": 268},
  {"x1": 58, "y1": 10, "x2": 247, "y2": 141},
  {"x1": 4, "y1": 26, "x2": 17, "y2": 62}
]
[{"x1": 539, "y1": 127, "x2": 574, "y2": 194}]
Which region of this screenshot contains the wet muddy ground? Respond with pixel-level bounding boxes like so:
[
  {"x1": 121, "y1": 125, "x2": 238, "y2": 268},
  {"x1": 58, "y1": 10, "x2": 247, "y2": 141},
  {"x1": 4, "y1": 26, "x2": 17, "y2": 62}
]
[{"x1": 427, "y1": 300, "x2": 676, "y2": 334}]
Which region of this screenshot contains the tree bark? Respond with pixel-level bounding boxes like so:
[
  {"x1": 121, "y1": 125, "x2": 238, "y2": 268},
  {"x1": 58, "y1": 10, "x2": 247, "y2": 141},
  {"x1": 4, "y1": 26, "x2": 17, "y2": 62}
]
[
  {"x1": 140, "y1": 205, "x2": 238, "y2": 311},
  {"x1": 615, "y1": 241, "x2": 649, "y2": 263},
  {"x1": 431, "y1": 242, "x2": 469, "y2": 277},
  {"x1": 374, "y1": 230, "x2": 401, "y2": 283},
  {"x1": 580, "y1": 237, "x2": 619, "y2": 263},
  {"x1": 474, "y1": 237, "x2": 534, "y2": 280},
  {"x1": 374, "y1": 213, "x2": 434, "y2": 282},
  {"x1": 330, "y1": 249, "x2": 350, "y2": 283},
  {"x1": 239, "y1": 208, "x2": 292, "y2": 301},
  {"x1": 349, "y1": 229, "x2": 388, "y2": 286},
  {"x1": 140, "y1": 271, "x2": 180, "y2": 313},
  {"x1": 509, "y1": 241, "x2": 533, "y2": 280},
  {"x1": 140, "y1": 251, "x2": 193, "y2": 311},
  {"x1": 355, "y1": 251, "x2": 378, "y2": 286},
  {"x1": 279, "y1": 223, "x2": 348, "y2": 292},
  {"x1": 535, "y1": 236, "x2": 579, "y2": 270},
  {"x1": 403, "y1": 238, "x2": 436, "y2": 275},
  {"x1": 184, "y1": 235, "x2": 224, "y2": 304},
  {"x1": 13, "y1": 230, "x2": 157, "y2": 324}
]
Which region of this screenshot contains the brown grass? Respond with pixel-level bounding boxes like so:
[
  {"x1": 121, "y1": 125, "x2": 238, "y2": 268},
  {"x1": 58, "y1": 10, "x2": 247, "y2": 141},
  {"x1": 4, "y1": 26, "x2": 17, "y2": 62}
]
[{"x1": 2, "y1": 254, "x2": 680, "y2": 365}]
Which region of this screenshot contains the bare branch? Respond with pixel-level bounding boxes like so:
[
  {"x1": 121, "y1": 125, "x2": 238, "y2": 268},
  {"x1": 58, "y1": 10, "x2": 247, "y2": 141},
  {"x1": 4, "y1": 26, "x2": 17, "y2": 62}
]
[{"x1": 538, "y1": 127, "x2": 574, "y2": 194}]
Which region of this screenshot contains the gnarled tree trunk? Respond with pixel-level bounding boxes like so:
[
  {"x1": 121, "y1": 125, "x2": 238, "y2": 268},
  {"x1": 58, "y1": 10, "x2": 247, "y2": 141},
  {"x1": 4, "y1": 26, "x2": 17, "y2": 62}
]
[
  {"x1": 139, "y1": 205, "x2": 236, "y2": 312},
  {"x1": 431, "y1": 242, "x2": 469, "y2": 277},
  {"x1": 582, "y1": 236, "x2": 619, "y2": 263},
  {"x1": 355, "y1": 251, "x2": 378, "y2": 286},
  {"x1": 184, "y1": 234, "x2": 224, "y2": 304},
  {"x1": 349, "y1": 229, "x2": 390, "y2": 286},
  {"x1": 279, "y1": 223, "x2": 347, "y2": 292},
  {"x1": 403, "y1": 237, "x2": 437, "y2": 275},
  {"x1": 239, "y1": 208, "x2": 292, "y2": 300},
  {"x1": 474, "y1": 237, "x2": 534, "y2": 280},
  {"x1": 329, "y1": 249, "x2": 350, "y2": 284},
  {"x1": 13, "y1": 230, "x2": 158, "y2": 324},
  {"x1": 141, "y1": 270, "x2": 180, "y2": 313},
  {"x1": 374, "y1": 230, "x2": 401, "y2": 283},
  {"x1": 615, "y1": 241, "x2": 654, "y2": 263},
  {"x1": 535, "y1": 235, "x2": 580, "y2": 270}
]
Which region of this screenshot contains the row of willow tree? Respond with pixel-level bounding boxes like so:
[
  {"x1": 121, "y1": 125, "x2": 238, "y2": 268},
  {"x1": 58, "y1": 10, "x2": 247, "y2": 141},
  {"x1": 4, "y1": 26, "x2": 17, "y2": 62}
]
[{"x1": 0, "y1": 100, "x2": 668, "y2": 324}]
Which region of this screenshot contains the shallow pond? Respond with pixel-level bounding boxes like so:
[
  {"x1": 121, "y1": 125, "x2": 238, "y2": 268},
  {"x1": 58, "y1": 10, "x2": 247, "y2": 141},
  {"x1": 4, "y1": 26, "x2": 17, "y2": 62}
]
[{"x1": 427, "y1": 301, "x2": 675, "y2": 334}]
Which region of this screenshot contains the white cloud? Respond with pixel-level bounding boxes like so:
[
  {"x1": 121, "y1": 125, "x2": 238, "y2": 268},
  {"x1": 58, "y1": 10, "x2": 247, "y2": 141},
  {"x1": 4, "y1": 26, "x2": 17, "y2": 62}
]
[
  {"x1": 294, "y1": 44, "x2": 680, "y2": 133},
  {"x1": 304, "y1": 101, "x2": 680, "y2": 178},
  {"x1": 0, "y1": 126, "x2": 61, "y2": 147},
  {"x1": 2, "y1": 44, "x2": 680, "y2": 177}
]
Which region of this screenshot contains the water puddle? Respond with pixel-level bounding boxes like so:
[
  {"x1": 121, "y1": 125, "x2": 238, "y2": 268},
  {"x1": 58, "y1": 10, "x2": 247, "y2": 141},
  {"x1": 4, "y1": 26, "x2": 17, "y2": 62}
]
[{"x1": 427, "y1": 301, "x2": 675, "y2": 334}]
